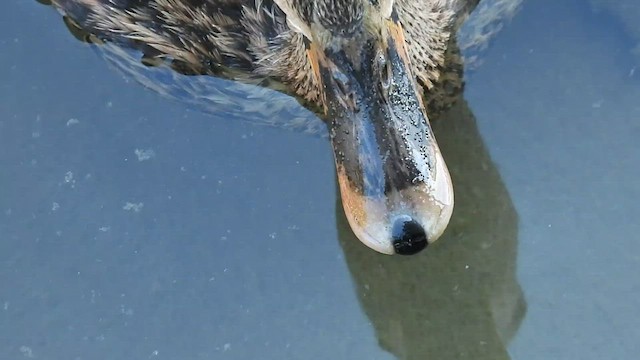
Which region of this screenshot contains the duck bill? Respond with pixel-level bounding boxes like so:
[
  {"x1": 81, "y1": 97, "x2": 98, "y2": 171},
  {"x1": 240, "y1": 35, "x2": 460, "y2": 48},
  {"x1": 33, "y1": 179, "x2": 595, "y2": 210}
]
[{"x1": 313, "y1": 21, "x2": 454, "y2": 255}]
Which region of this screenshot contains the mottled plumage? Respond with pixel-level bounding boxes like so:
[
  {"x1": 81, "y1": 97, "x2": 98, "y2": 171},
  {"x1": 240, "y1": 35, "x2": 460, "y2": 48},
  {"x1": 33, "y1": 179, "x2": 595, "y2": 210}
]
[{"x1": 51, "y1": 0, "x2": 475, "y2": 105}]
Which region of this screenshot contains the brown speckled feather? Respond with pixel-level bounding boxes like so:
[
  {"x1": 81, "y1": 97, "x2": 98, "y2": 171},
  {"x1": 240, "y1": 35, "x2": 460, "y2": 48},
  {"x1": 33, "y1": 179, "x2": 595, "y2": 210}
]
[{"x1": 51, "y1": 0, "x2": 477, "y2": 106}]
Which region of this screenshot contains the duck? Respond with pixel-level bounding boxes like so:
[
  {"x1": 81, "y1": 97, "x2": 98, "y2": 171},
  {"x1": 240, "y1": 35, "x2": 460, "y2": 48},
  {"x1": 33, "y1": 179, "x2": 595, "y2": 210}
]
[{"x1": 45, "y1": 0, "x2": 485, "y2": 255}]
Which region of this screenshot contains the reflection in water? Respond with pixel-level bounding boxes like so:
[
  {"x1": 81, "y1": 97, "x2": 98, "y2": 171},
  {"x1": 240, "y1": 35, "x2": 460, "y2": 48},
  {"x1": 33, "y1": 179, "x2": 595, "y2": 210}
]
[
  {"x1": 336, "y1": 42, "x2": 526, "y2": 359},
  {"x1": 38, "y1": 1, "x2": 526, "y2": 357}
]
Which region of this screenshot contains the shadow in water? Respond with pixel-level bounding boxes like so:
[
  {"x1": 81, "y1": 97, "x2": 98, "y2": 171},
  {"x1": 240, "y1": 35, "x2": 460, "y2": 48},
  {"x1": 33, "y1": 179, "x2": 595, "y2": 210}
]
[{"x1": 336, "y1": 96, "x2": 526, "y2": 359}]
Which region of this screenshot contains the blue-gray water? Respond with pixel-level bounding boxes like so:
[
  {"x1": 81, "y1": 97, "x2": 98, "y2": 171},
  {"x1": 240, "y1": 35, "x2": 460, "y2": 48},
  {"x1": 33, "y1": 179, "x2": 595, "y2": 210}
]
[{"x1": 1, "y1": 0, "x2": 639, "y2": 359}]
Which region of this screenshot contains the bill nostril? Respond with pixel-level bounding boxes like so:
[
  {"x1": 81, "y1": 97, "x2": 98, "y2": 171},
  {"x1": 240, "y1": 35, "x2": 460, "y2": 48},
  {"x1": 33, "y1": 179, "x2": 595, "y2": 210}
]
[{"x1": 391, "y1": 217, "x2": 428, "y2": 255}]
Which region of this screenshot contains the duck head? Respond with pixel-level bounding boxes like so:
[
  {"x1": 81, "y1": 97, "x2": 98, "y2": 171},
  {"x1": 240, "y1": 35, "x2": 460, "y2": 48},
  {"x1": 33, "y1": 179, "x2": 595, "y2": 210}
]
[{"x1": 278, "y1": 0, "x2": 454, "y2": 254}]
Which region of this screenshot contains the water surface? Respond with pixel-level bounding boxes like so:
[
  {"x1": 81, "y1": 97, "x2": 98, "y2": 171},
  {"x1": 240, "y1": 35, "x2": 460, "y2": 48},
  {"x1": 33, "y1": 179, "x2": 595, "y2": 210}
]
[{"x1": 1, "y1": 0, "x2": 639, "y2": 359}]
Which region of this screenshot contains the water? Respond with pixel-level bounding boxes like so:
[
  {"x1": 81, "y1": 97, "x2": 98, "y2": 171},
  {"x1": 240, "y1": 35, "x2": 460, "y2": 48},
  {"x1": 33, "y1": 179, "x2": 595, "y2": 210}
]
[{"x1": 1, "y1": 0, "x2": 639, "y2": 359}]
